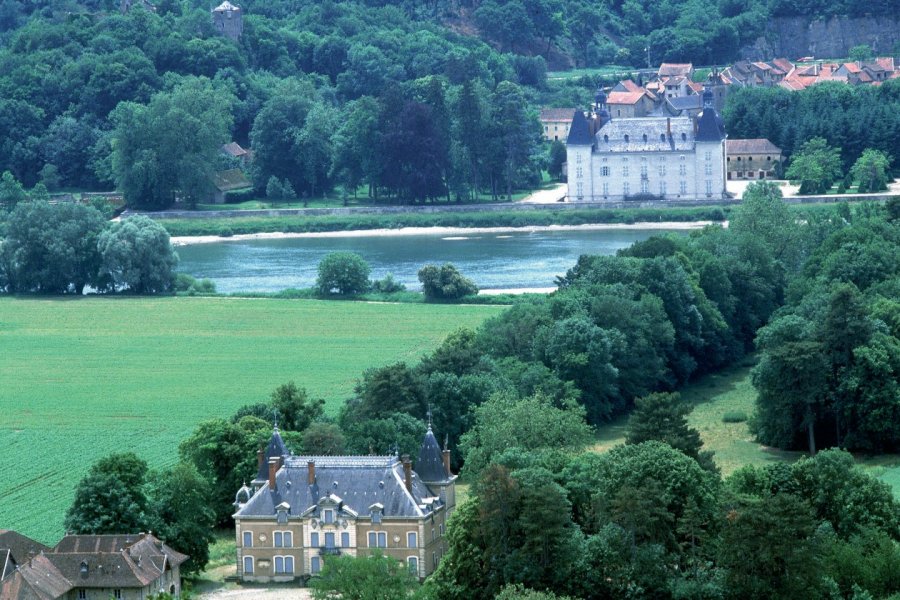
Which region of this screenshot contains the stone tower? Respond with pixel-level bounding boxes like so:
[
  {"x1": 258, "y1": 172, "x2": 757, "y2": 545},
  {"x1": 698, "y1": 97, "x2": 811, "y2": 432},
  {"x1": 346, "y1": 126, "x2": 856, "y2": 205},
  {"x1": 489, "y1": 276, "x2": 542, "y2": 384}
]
[{"x1": 212, "y1": 0, "x2": 243, "y2": 41}]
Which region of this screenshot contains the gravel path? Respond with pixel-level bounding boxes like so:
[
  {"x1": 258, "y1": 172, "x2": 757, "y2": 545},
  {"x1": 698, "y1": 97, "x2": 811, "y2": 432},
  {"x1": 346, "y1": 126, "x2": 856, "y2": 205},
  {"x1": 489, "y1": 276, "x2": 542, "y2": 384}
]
[{"x1": 196, "y1": 586, "x2": 313, "y2": 600}]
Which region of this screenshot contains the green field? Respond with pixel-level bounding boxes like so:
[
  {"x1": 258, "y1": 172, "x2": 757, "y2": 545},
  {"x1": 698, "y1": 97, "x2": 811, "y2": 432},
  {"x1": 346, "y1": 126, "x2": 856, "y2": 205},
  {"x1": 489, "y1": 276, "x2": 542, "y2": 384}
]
[
  {"x1": 592, "y1": 358, "x2": 900, "y2": 492},
  {"x1": 0, "y1": 296, "x2": 503, "y2": 543}
]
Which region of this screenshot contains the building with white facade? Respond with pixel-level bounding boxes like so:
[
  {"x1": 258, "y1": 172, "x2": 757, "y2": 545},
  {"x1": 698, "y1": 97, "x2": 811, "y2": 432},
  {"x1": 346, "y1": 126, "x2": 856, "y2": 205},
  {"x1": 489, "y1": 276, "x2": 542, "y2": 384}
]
[{"x1": 566, "y1": 90, "x2": 727, "y2": 203}]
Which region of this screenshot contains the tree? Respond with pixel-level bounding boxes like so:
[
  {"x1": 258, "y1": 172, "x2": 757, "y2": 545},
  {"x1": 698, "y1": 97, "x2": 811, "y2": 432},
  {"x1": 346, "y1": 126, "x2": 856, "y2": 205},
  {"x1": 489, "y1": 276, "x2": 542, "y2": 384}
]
[
  {"x1": 64, "y1": 453, "x2": 151, "y2": 534},
  {"x1": 311, "y1": 552, "x2": 416, "y2": 600},
  {"x1": 301, "y1": 422, "x2": 347, "y2": 455},
  {"x1": 0, "y1": 201, "x2": 107, "y2": 294},
  {"x1": 97, "y1": 215, "x2": 178, "y2": 293},
  {"x1": 110, "y1": 77, "x2": 234, "y2": 209},
  {"x1": 0, "y1": 170, "x2": 27, "y2": 209},
  {"x1": 148, "y1": 462, "x2": 216, "y2": 574},
  {"x1": 626, "y1": 392, "x2": 715, "y2": 471},
  {"x1": 270, "y1": 381, "x2": 324, "y2": 432},
  {"x1": 850, "y1": 149, "x2": 892, "y2": 193},
  {"x1": 418, "y1": 263, "x2": 478, "y2": 300},
  {"x1": 849, "y1": 44, "x2": 874, "y2": 61},
  {"x1": 494, "y1": 585, "x2": 574, "y2": 600},
  {"x1": 547, "y1": 140, "x2": 566, "y2": 181},
  {"x1": 719, "y1": 493, "x2": 823, "y2": 600},
  {"x1": 784, "y1": 137, "x2": 843, "y2": 195},
  {"x1": 460, "y1": 391, "x2": 592, "y2": 477},
  {"x1": 316, "y1": 251, "x2": 371, "y2": 296}
]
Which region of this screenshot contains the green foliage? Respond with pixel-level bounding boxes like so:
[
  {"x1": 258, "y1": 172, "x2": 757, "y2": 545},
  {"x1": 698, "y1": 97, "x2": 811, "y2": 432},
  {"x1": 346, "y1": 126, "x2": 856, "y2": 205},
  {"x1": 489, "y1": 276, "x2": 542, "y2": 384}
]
[
  {"x1": 0, "y1": 171, "x2": 28, "y2": 209},
  {"x1": 97, "y1": 215, "x2": 178, "y2": 293},
  {"x1": 493, "y1": 584, "x2": 574, "y2": 600},
  {"x1": 626, "y1": 392, "x2": 715, "y2": 471},
  {"x1": 65, "y1": 452, "x2": 151, "y2": 535},
  {"x1": 316, "y1": 251, "x2": 371, "y2": 296},
  {"x1": 851, "y1": 149, "x2": 892, "y2": 193},
  {"x1": 311, "y1": 552, "x2": 417, "y2": 600},
  {"x1": 0, "y1": 200, "x2": 107, "y2": 294},
  {"x1": 786, "y1": 137, "x2": 844, "y2": 195},
  {"x1": 301, "y1": 422, "x2": 347, "y2": 455},
  {"x1": 174, "y1": 273, "x2": 216, "y2": 295},
  {"x1": 460, "y1": 391, "x2": 592, "y2": 477},
  {"x1": 719, "y1": 493, "x2": 823, "y2": 600},
  {"x1": 418, "y1": 263, "x2": 479, "y2": 300},
  {"x1": 848, "y1": 44, "x2": 874, "y2": 61},
  {"x1": 110, "y1": 78, "x2": 234, "y2": 209},
  {"x1": 371, "y1": 273, "x2": 406, "y2": 293},
  {"x1": 270, "y1": 381, "x2": 325, "y2": 432}
]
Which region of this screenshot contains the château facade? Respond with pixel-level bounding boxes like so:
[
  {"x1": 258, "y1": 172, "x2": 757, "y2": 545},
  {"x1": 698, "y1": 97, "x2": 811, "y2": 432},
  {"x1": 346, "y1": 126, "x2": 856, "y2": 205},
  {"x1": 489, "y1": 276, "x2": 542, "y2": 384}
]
[
  {"x1": 233, "y1": 426, "x2": 456, "y2": 582},
  {"x1": 566, "y1": 90, "x2": 727, "y2": 203}
]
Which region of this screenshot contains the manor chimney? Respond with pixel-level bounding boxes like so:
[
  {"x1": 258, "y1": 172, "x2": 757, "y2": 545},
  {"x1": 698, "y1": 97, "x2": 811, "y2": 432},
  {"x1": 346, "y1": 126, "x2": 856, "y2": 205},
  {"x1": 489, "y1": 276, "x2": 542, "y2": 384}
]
[
  {"x1": 402, "y1": 455, "x2": 412, "y2": 493},
  {"x1": 307, "y1": 460, "x2": 316, "y2": 485},
  {"x1": 268, "y1": 457, "x2": 279, "y2": 491}
]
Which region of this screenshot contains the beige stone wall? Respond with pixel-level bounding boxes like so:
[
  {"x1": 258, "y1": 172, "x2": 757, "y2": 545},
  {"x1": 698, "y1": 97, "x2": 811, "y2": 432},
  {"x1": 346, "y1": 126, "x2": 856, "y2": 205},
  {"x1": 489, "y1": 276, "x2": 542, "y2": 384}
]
[
  {"x1": 236, "y1": 519, "x2": 304, "y2": 582},
  {"x1": 726, "y1": 153, "x2": 781, "y2": 179},
  {"x1": 542, "y1": 120, "x2": 572, "y2": 142}
]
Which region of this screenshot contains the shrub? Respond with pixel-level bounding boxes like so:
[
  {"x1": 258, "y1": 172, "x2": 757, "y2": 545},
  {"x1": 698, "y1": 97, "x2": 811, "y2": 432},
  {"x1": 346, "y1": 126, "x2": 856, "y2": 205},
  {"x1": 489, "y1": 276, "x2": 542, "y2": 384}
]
[
  {"x1": 174, "y1": 273, "x2": 217, "y2": 295},
  {"x1": 371, "y1": 273, "x2": 406, "y2": 293},
  {"x1": 418, "y1": 263, "x2": 479, "y2": 300},
  {"x1": 722, "y1": 411, "x2": 748, "y2": 423},
  {"x1": 316, "y1": 252, "x2": 371, "y2": 296}
]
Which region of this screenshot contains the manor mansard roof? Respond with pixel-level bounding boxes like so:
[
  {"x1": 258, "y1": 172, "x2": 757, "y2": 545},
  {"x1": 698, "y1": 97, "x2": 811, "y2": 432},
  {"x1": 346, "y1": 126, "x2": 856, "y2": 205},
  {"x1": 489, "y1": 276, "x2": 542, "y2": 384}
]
[
  {"x1": 235, "y1": 455, "x2": 441, "y2": 520},
  {"x1": 594, "y1": 117, "x2": 697, "y2": 152}
]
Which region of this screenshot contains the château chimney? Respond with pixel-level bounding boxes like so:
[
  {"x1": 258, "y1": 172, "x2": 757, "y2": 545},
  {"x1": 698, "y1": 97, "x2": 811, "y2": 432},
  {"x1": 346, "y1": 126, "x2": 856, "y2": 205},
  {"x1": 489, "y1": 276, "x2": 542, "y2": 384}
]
[
  {"x1": 268, "y1": 457, "x2": 279, "y2": 491},
  {"x1": 257, "y1": 448, "x2": 264, "y2": 474},
  {"x1": 402, "y1": 454, "x2": 412, "y2": 493},
  {"x1": 667, "y1": 117, "x2": 671, "y2": 137},
  {"x1": 307, "y1": 460, "x2": 316, "y2": 485},
  {"x1": 442, "y1": 449, "x2": 452, "y2": 476}
]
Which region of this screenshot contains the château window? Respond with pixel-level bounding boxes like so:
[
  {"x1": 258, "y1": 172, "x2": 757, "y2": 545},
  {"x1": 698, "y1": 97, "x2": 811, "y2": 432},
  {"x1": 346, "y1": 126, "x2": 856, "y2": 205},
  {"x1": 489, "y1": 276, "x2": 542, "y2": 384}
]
[
  {"x1": 624, "y1": 134, "x2": 629, "y2": 142},
  {"x1": 368, "y1": 531, "x2": 387, "y2": 548},
  {"x1": 408, "y1": 556, "x2": 419, "y2": 575},
  {"x1": 705, "y1": 163, "x2": 712, "y2": 175},
  {"x1": 310, "y1": 532, "x2": 319, "y2": 548},
  {"x1": 681, "y1": 133, "x2": 687, "y2": 141},
  {"x1": 341, "y1": 532, "x2": 350, "y2": 547},
  {"x1": 243, "y1": 556, "x2": 254, "y2": 574},
  {"x1": 600, "y1": 166, "x2": 609, "y2": 177},
  {"x1": 311, "y1": 556, "x2": 321, "y2": 574},
  {"x1": 660, "y1": 134, "x2": 666, "y2": 141},
  {"x1": 642, "y1": 134, "x2": 648, "y2": 142},
  {"x1": 623, "y1": 182, "x2": 630, "y2": 195},
  {"x1": 640, "y1": 180, "x2": 649, "y2": 194},
  {"x1": 679, "y1": 164, "x2": 686, "y2": 176},
  {"x1": 706, "y1": 180, "x2": 713, "y2": 194},
  {"x1": 408, "y1": 532, "x2": 418, "y2": 548},
  {"x1": 602, "y1": 182, "x2": 609, "y2": 196},
  {"x1": 659, "y1": 181, "x2": 667, "y2": 195},
  {"x1": 679, "y1": 181, "x2": 687, "y2": 194},
  {"x1": 324, "y1": 510, "x2": 334, "y2": 524},
  {"x1": 325, "y1": 532, "x2": 335, "y2": 548},
  {"x1": 704, "y1": 151, "x2": 712, "y2": 161},
  {"x1": 603, "y1": 134, "x2": 609, "y2": 143},
  {"x1": 622, "y1": 165, "x2": 629, "y2": 177},
  {"x1": 243, "y1": 532, "x2": 252, "y2": 548}
]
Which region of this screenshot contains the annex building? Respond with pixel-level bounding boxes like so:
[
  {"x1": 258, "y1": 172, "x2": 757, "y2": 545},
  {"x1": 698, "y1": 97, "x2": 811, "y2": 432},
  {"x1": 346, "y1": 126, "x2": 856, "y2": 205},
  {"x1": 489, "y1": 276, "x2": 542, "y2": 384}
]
[
  {"x1": 0, "y1": 532, "x2": 187, "y2": 600},
  {"x1": 233, "y1": 425, "x2": 456, "y2": 582},
  {"x1": 566, "y1": 89, "x2": 727, "y2": 202}
]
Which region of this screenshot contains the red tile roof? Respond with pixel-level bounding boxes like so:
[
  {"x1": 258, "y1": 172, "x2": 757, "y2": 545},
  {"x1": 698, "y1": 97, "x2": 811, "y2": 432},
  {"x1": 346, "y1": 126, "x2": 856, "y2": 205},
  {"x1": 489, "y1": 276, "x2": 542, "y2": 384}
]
[{"x1": 606, "y1": 91, "x2": 647, "y2": 105}]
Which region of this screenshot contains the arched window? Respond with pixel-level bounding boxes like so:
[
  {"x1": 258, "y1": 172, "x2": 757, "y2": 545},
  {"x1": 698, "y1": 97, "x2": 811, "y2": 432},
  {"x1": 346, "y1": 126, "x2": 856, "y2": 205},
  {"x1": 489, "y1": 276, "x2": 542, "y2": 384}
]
[
  {"x1": 408, "y1": 556, "x2": 419, "y2": 575},
  {"x1": 243, "y1": 556, "x2": 254, "y2": 575}
]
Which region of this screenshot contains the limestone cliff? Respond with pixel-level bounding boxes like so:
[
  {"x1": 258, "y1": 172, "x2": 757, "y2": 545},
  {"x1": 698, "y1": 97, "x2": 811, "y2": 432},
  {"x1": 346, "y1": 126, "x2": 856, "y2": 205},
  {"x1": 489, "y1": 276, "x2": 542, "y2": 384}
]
[{"x1": 741, "y1": 16, "x2": 900, "y2": 60}]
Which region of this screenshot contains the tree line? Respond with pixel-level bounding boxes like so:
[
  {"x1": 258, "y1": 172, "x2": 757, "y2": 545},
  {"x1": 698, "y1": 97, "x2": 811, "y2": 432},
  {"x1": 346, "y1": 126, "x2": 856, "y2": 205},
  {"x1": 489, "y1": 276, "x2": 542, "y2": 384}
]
[
  {"x1": 0, "y1": 1, "x2": 546, "y2": 209},
  {"x1": 0, "y1": 199, "x2": 178, "y2": 294}
]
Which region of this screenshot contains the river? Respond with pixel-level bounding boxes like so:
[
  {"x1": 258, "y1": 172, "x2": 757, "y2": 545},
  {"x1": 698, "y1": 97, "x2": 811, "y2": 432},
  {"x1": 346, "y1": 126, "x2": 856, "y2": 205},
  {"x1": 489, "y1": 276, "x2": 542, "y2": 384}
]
[{"x1": 174, "y1": 228, "x2": 686, "y2": 294}]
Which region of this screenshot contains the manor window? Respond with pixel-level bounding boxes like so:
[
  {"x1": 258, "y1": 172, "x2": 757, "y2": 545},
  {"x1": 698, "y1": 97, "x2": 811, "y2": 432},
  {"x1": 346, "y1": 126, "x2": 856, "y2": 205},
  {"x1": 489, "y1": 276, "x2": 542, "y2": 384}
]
[
  {"x1": 243, "y1": 556, "x2": 254, "y2": 574},
  {"x1": 243, "y1": 531, "x2": 252, "y2": 548}
]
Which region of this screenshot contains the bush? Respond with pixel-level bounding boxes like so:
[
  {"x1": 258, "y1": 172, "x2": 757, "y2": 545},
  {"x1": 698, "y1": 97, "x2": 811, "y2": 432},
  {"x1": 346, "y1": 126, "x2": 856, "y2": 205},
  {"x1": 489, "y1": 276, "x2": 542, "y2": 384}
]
[
  {"x1": 371, "y1": 273, "x2": 406, "y2": 293},
  {"x1": 722, "y1": 411, "x2": 748, "y2": 423},
  {"x1": 418, "y1": 263, "x2": 479, "y2": 300},
  {"x1": 316, "y1": 252, "x2": 371, "y2": 296}
]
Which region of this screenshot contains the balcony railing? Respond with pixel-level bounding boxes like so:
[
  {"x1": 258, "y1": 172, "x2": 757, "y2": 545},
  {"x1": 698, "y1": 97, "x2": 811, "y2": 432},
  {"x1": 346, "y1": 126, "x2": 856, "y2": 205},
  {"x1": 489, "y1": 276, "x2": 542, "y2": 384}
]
[{"x1": 319, "y1": 547, "x2": 341, "y2": 556}]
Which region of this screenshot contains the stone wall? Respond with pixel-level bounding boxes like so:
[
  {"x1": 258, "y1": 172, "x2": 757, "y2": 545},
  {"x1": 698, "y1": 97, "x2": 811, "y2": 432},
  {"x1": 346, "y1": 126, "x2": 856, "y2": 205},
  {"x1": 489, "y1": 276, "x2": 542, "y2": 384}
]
[{"x1": 740, "y1": 16, "x2": 900, "y2": 61}]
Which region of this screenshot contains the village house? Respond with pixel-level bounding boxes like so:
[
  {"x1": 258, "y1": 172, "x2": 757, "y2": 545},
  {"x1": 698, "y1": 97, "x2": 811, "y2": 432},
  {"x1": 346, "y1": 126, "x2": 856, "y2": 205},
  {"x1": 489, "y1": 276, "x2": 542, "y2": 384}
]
[
  {"x1": 605, "y1": 89, "x2": 656, "y2": 118},
  {"x1": 0, "y1": 532, "x2": 187, "y2": 600},
  {"x1": 234, "y1": 425, "x2": 457, "y2": 582},
  {"x1": 539, "y1": 108, "x2": 577, "y2": 141},
  {"x1": 726, "y1": 139, "x2": 782, "y2": 180},
  {"x1": 566, "y1": 89, "x2": 727, "y2": 203}
]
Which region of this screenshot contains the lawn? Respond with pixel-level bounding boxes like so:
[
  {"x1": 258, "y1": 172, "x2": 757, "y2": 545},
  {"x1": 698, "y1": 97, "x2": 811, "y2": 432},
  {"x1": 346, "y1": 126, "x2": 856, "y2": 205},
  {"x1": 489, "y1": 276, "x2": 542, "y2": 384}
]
[
  {"x1": 591, "y1": 357, "x2": 900, "y2": 491},
  {"x1": 0, "y1": 296, "x2": 503, "y2": 544}
]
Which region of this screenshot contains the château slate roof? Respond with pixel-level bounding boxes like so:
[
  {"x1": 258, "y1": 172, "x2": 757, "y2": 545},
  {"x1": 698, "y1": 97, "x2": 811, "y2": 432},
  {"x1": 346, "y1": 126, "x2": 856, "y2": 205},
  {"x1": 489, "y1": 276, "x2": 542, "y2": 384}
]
[
  {"x1": 236, "y1": 455, "x2": 440, "y2": 520},
  {"x1": 256, "y1": 426, "x2": 289, "y2": 482},
  {"x1": 566, "y1": 110, "x2": 593, "y2": 146},
  {"x1": 595, "y1": 117, "x2": 696, "y2": 152},
  {"x1": 695, "y1": 107, "x2": 726, "y2": 142},
  {"x1": 213, "y1": 0, "x2": 239, "y2": 11},
  {"x1": 416, "y1": 427, "x2": 451, "y2": 483}
]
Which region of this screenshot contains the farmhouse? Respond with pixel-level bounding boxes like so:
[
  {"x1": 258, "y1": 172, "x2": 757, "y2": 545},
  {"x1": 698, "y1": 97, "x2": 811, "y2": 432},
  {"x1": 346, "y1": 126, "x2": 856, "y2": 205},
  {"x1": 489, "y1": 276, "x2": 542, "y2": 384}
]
[
  {"x1": 0, "y1": 532, "x2": 187, "y2": 599},
  {"x1": 539, "y1": 108, "x2": 577, "y2": 141},
  {"x1": 726, "y1": 139, "x2": 782, "y2": 180},
  {"x1": 566, "y1": 89, "x2": 727, "y2": 202},
  {"x1": 234, "y1": 425, "x2": 456, "y2": 582}
]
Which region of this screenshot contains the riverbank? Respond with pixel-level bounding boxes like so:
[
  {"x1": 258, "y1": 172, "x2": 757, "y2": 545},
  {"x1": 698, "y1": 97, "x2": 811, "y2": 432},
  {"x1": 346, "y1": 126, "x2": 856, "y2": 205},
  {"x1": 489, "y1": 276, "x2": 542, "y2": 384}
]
[{"x1": 170, "y1": 221, "x2": 716, "y2": 246}]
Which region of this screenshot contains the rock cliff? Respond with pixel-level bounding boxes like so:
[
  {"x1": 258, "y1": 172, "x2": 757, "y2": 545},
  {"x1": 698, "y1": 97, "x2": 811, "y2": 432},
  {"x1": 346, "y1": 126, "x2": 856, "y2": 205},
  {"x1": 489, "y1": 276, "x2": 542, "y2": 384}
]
[{"x1": 741, "y1": 16, "x2": 900, "y2": 60}]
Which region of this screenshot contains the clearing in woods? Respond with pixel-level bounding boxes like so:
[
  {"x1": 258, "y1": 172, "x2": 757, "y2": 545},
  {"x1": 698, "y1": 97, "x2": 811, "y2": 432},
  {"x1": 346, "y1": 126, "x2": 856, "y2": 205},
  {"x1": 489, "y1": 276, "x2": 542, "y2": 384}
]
[{"x1": 0, "y1": 296, "x2": 503, "y2": 544}]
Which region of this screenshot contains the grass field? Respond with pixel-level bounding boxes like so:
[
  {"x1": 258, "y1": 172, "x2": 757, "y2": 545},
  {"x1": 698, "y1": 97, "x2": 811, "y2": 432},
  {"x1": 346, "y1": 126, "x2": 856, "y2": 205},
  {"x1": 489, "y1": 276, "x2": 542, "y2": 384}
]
[
  {"x1": 591, "y1": 357, "x2": 900, "y2": 493},
  {"x1": 0, "y1": 296, "x2": 503, "y2": 544}
]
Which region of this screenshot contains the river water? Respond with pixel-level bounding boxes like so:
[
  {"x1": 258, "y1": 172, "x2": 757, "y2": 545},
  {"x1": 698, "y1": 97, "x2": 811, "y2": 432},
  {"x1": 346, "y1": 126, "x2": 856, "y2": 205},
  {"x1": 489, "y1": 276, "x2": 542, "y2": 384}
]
[{"x1": 175, "y1": 228, "x2": 684, "y2": 294}]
